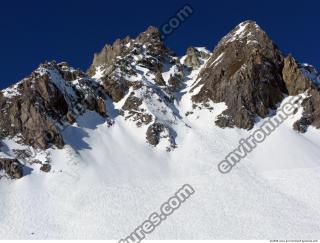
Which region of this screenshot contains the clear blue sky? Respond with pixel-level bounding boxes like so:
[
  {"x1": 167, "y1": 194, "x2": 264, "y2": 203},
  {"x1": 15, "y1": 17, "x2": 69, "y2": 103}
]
[{"x1": 0, "y1": 0, "x2": 319, "y2": 89}]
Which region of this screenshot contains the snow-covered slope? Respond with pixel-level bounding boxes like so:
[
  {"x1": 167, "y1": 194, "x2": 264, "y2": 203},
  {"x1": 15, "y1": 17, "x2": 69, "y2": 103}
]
[
  {"x1": 1, "y1": 21, "x2": 320, "y2": 240},
  {"x1": 1, "y1": 88, "x2": 320, "y2": 239}
]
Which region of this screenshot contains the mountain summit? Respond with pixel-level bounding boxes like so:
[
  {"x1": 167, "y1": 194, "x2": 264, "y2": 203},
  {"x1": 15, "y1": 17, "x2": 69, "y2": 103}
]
[
  {"x1": 192, "y1": 20, "x2": 287, "y2": 129},
  {"x1": 0, "y1": 20, "x2": 319, "y2": 178},
  {"x1": 1, "y1": 20, "x2": 320, "y2": 240}
]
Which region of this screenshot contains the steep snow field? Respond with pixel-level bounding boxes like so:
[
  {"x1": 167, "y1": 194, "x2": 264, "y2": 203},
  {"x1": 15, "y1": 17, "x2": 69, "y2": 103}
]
[
  {"x1": 1, "y1": 47, "x2": 320, "y2": 240},
  {"x1": 1, "y1": 94, "x2": 320, "y2": 240}
]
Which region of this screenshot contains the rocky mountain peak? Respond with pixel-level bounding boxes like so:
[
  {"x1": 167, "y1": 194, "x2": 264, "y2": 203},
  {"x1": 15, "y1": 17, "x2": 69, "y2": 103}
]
[
  {"x1": 85, "y1": 26, "x2": 183, "y2": 149},
  {"x1": 216, "y1": 20, "x2": 282, "y2": 64},
  {"x1": 87, "y1": 26, "x2": 168, "y2": 78},
  {"x1": 0, "y1": 61, "x2": 108, "y2": 150},
  {"x1": 1, "y1": 20, "x2": 320, "y2": 179},
  {"x1": 136, "y1": 26, "x2": 162, "y2": 44},
  {"x1": 221, "y1": 20, "x2": 263, "y2": 42},
  {"x1": 87, "y1": 37, "x2": 131, "y2": 76},
  {"x1": 192, "y1": 21, "x2": 286, "y2": 129}
]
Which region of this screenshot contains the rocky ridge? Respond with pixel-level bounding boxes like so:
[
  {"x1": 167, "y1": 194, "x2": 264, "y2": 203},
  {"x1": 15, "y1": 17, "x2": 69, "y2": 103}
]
[
  {"x1": 1, "y1": 21, "x2": 320, "y2": 178},
  {"x1": 191, "y1": 20, "x2": 287, "y2": 129}
]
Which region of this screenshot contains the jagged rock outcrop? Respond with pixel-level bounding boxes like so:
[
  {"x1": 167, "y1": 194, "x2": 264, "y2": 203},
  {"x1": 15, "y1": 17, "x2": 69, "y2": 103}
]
[
  {"x1": 154, "y1": 71, "x2": 166, "y2": 86},
  {"x1": 183, "y1": 47, "x2": 210, "y2": 68},
  {"x1": 40, "y1": 163, "x2": 51, "y2": 173},
  {"x1": 2, "y1": 20, "x2": 320, "y2": 174},
  {"x1": 101, "y1": 77, "x2": 129, "y2": 102},
  {"x1": 192, "y1": 20, "x2": 287, "y2": 129},
  {"x1": 282, "y1": 55, "x2": 314, "y2": 95},
  {"x1": 87, "y1": 26, "x2": 183, "y2": 147},
  {"x1": 90, "y1": 26, "x2": 176, "y2": 104},
  {"x1": 87, "y1": 37, "x2": 131, "y2": 76},
  {"x1": 288, "y1": 64, "x2": 320, "y2": 133},
  {"x1": 0, "y1": 61, "x2": 109, "y2": 150},
  {"x1": 146, "y1": 122, "x2": 175, "y2": 150},
  {"x1": 293, "y1": 90, "x2": 320, "y2": 132},
  {"x1": 0, "y1": 72, "x2": 66, "y2": 149},
  {"x1": 146, "y1": 122, "x2": 166, "y2": 146},
  {"x1": 280, "y1": 54, "x2": 320, "y2": 133},
  {"x1": 0, "y1": 158, "x2": 23, "y2": 179}
]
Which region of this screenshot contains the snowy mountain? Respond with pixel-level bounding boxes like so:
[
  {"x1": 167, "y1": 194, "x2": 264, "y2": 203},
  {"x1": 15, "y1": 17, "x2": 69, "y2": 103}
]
[{"x1": 1, "y1": 20, "x2": 320, "y2": 240}]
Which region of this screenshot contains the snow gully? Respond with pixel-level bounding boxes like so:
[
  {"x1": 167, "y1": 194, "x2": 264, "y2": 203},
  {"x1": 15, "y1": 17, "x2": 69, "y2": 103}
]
[{"x1": 218, "y1": 95, "x2": 303, "y2": 174}]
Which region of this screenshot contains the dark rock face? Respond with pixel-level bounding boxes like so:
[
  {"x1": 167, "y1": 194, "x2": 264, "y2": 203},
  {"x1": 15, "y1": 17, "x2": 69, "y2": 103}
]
[
  {"x1": 192, "y1": 20, "x2": 287, "y2": 129},
  {"x1": 101, "y1": 77, "x2": 128, "y2": 102},
  {"x1": 293, "y1": 89, "x2": 320, "y2": 133},
  {"x1": 0, "y1": 61, "x2": 109, "y2": 150},
  {"x1": 0, "y1": 158, "x2": 23, "y2": 179},
  {"x1": 40, "y1": 164, "x2": 51, "y2": 173},
  {"x1": 146, "y1": 122, "x2": 176, "y2": 150},
  {"x1": 154, "y1": 71, "x2": 166, "y2": 86},
  {"x1": 168, "y1": 74, "x2": 183, "y2": 92},
  {"x1": 281, "y1": 54, "x2": 320, "y2": 133},
  {"x1": 135, "y1": 26, "x2": 169, "y2": 72},
  {"x1": 121, "y1": 93, "x2": 152, "y2": 126},
  {"x1": 146, "y1": 122, "x2": 165, "y2": 146},
  {"x1": 283, "y1": 55, "x2": 314, "y2": 95},
  {"x1": 122, "y1": 94, "x2": 143, "y2": 111},
  {"x1": 89, "y1": 26, "x2": 175, "y2": 107},
  {"x1": 87, "y1": 37, "x2": 131, "y2": 76},
  {"x1": 96, "y1": 97, "x2": 107, "y2": 117},
  {"x1": 183, "y1": 47, "x2": 210, "y2": 68},
  {"x1": 87, "y1": 26, "x2": 183, "y2": 147},
  {"x1": 58, "y1": 62, "x2": 85, "y2": 81},
  {"x1": 183, "y1": 47, "x2": 201, "y2": 67},
  {"x1": 0, "y1": 73, "x2": 66, "y2": 149},
  {"x1": 2, "y1": 20, "x2": 320, "y2": 160}
]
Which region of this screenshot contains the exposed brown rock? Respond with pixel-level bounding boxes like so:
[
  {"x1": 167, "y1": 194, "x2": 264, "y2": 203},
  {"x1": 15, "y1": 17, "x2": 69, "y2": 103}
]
[
  {"x1": 136, "y1": 26, "x2": 162, "y2": 44},
  {"x1": 168, "y1": 73, "x2": 183, "y2": 92},
  {"x1": 101, "y1": 77, "x2": 128, "y2": 102},
  {"x1": 0, "y1": 158, "x2": 23, "y2": 179},
  {"x1": 0, "y1": 86, "x2": 65, "y2": 149},
  {"x1": 183, "y1": 47, "x2": 201, "y2": 67},
  {"x1": 121, "y1": 93, "x2": 152, "y2": 126},
  {"x1": 34, "y1": 73, "x2": 69, "y2": 114},
  {"x1": 293, "y1": 89, "x2": 320, "y2": 132},
  {"x1": 66, "y1": 111, "x2": 76, "y2": 124},
  {"x1": 281, "y1": 55, "x2": 320, "y2": 133},
  {"x1": 86, "y1": 25, "x2": 180, "y2": 146},
  {"x1": 183, "y1": 47, "x2": 210, "y2": 68},
  {"x1": 146, "y1": 122, "x2": 165, "y2": 146},
  {"x1": 145, "y1": 122, "x2": 176, "y2": 150},
  {"x1": 154, "y1": 71, "x2": 165, "y2": 86},
  {"x1": 192, "y1": 20, "x2": 287, "y2": 129},
  {"x1": 0, "y1": 62, "x2": 109, "y2": 150},
  {"x1": 96, "y1": 97, "x2": 107, "y2": 117},
  {"x1": 58, "y1": 62, "x2": 85, "y2": 81},
  {"x1": 122, "y1": 94, "x2": 142, "y2": 111},
  {"x1": 87, "y1": 37, "x2": 131, "y2": 76},
  {"x1": 282, "y1": 55, "x2": 313, "y2": 95},
  {"x1": 40, "y1": 164, "x2": 51, "y2": 173}
]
